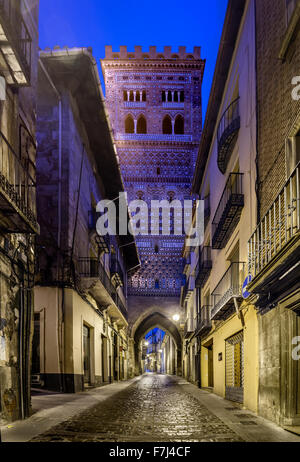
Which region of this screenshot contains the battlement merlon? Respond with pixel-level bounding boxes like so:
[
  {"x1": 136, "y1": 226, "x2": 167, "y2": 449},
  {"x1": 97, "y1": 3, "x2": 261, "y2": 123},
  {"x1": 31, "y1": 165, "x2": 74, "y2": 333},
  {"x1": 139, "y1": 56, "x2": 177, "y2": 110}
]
[{"x1": 103, "y1": 45, "x2": 202, "y2": 60}]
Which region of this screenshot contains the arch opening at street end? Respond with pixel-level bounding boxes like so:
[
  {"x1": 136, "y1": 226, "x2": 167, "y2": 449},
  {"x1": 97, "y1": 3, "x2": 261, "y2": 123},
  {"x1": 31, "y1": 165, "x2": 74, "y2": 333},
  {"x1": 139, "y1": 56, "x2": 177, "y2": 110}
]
[{"x1": 132, "y1": 311, "x2": 182, "y2": 376}]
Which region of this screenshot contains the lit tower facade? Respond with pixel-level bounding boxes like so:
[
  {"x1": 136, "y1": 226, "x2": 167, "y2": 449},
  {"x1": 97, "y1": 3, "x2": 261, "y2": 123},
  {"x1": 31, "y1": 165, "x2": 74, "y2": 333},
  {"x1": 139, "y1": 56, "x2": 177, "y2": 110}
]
[{"x1": 101, "y1": 46, "x2": 205, "y2": 302}]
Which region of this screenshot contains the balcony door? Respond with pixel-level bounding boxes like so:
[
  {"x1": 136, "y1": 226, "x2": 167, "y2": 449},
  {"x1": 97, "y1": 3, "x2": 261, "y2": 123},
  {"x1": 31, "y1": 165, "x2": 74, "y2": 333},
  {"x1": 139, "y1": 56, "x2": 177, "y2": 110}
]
[
  {"x1": 208, "y1": 344, "x2": 214, "y2": 388},
  {"x1": 101, "y1": 335, "x2": 108, "y2": 383},
  {"x1": 83, "y1": 325, "x2": 91, "y2": 385},
  {"x1": 31, "y1": 313, "x2": 40, "y2": 375},
  {"x1": 229, "y1": 243, "x2": 240, "y2": 290}
]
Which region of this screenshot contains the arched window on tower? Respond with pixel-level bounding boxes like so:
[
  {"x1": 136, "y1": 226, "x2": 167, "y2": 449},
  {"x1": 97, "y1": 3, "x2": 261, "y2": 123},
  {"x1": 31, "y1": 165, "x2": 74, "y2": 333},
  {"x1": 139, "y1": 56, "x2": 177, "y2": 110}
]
[
  {"x1": 136, "y1": 90, "x2": 140, "y2": 102},
  {"x1": 174, "y1": 115, "x2": 184, "y2": 134},
  {"x1": 155, "y1": 279, "x2": 160, "y2": 289},
  {"x1": 154, "y1": 244, "x2": 159, "y2": 254},
  {"x1": 125, "y1": 115, "x2": 134, "y2": 133},
  {"x1": 167, "y1": 91, "x2": 172, "y2": 102},
  {"x1": 162, "y1": 115, "x2": 172, "y2": 134},
  {"x1": 162, "y1": 91, "x2": 166, "y2": 102},
  {"x1": 129, "y1": 91, "x2": 134, "y2": 102},
  {"x1": 142, "y1": 90, "x2": 146, "y2": 102},
  {"x1": 123, "y1": 91, "x2": 127, "y2": 101},
  {"x1": 137, "y1": 115, "x2": 147, "y2": 134},
  {"x1": 180, "y1": 91, "x2": 185, "y2": 102}
]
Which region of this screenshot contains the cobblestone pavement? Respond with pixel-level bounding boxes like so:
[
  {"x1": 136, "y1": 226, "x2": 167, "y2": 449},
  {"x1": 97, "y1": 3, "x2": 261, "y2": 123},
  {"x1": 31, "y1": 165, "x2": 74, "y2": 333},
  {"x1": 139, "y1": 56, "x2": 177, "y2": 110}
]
[{"x1": 30, "y1": 374, "x2": 244, "y2": 442}]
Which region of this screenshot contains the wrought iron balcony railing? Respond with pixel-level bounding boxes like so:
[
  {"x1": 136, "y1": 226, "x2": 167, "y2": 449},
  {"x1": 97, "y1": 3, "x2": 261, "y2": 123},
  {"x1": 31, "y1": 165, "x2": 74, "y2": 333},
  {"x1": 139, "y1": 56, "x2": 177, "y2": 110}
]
[
  {"x1": 78, "y1": 257, "x2": 112, "y2": 292},
  {"x1": 195, "y1": 246, "x2": 212, "y2": 288},
  {"x1": 211, "y1": 262, "x2": 246, "y2": 320},
  {"x1": 184, "y1": 317, "x2": 195, "y2": 338},
  {"x1": 217, "y1": 97, "x2": 240, "y2": 174},
  {"x1": 88, "y1": 210, "x2": 110, "y2": 253},
  {"x1": 195, "y1": 306, "x2": 212, "y2": 337},
  {"x1": 124, "y1": 102, "x2": 146, "y2": 108},
  {"x1": 0, "y1": 0, "x2": 32, "y2": 85},
  {"x1": 111, "y1": 290, "x2": 128, "y2": 320},
  {"x1": 77, "y1": 257, "x2": 128, "y2": 320},
  {"x1": 110, "y1": 254, "x2": 124, "y2": 287},
  {"x1": 248, "y1": 162, "x2": 300, "y2": 279},
  {"x1": 0, "y1": 130, "x2": 38, "y2": 233},
  {"x1": 180, "y1": 276, "x2": 195, "y2": 307},
  {"x1": 212, "y1": 173, "x2": 244, "y2": 249},
  {"x1": 162, "y1": 102, "x2": 184, "y2": 108},
  {"x1": 115, "y1": 133, "x2": 193, "y2": 142}
]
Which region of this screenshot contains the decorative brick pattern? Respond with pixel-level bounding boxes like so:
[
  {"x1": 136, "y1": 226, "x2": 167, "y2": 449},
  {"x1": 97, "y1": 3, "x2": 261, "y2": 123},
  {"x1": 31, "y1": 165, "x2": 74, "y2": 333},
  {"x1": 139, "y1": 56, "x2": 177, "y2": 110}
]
[
  {"x1": 255, "y1": 0, "x2": 300, "y2": 218},
  {"x1": 101, "y1": 47, "x2": 205, "y2": 296}
]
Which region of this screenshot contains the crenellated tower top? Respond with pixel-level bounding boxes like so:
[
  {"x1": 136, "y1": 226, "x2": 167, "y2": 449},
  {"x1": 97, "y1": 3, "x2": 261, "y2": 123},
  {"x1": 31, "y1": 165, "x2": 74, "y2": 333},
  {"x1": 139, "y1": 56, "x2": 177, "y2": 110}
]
[{"x1": 104, "y1": 45, "x2": 202, "y2": 61}]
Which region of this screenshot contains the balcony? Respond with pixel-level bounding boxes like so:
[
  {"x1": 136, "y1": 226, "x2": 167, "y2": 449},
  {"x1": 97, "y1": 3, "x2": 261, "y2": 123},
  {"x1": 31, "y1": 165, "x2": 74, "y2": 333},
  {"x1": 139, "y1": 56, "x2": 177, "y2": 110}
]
[
  {"x1": 217, "y1": 97, "x2": 240, "y2": 174},
  {"x1": 115, "y1": 133, "x2": 193, "y2": 143},
  {"x1": 110, "y1": 290, "x2": 128, "y2": 321},
  {"x1": 77, "y1": 258, "x2": 128, "y2": 322},
  {"x1": 183, "y1": 253, "x2": 191, "y2": 273},
  {"x1": 195, "y1": 246, "x2": 212, "y2": 288},
  {"x1": 110, "y1": 254, "x2": 124, "y2": 287},
  {"x1": 184, "y1": 317, "x2": 195, "y2": 339},
  {"x1": 78, "y1": 257, "x2": 113, "y2": 293},
  {"x1": 124, "y1": 102, "x2": 146, "y2": 108},
  {"x1": 204, "y1": 195, "x2": 210, "y2": 230},
  {"x1": 88, "y1": 210, "x2": 110, "y2": 254},
  {"x1": 212, "y1": 173, "x2": 244, "y2": 249},
  {"x1": 247, "y1": 163, "x2": 300, "y2": 311},
  {"x1": 195, "y1": 306, "x2": 212, "y2": 337},
  {"x1": 0, "y1": 130, "x2": 38, "y2": 233},
  {"x1": 180, "y1": 276, "x2": 195, "y2": 307},
  {"x1": 162, "y1": 102, "x2": 184, "y2": 109},
  {"x1": 211, "y1": 262, "x2": 246, "y2": 320},
  {"x1": 0, "y1": 0, "x2": 32, "y2": 85}
]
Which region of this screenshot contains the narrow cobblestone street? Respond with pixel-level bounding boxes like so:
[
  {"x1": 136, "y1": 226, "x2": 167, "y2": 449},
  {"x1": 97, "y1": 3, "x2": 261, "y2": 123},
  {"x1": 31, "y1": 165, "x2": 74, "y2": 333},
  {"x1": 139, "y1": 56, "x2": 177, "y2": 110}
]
[
  {"x1": 14, "y1": 374, "x2": 295, "y2": 443},
  {"x1": 29, "y1": 374, "x2": 243, "y2": 442}
]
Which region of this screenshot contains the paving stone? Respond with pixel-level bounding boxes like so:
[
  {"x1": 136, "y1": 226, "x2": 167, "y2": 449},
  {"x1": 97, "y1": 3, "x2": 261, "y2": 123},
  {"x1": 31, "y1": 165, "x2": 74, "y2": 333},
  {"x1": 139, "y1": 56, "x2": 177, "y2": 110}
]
[{"x1": 30, "y1": 374, "x2": 244, "y2": 442}]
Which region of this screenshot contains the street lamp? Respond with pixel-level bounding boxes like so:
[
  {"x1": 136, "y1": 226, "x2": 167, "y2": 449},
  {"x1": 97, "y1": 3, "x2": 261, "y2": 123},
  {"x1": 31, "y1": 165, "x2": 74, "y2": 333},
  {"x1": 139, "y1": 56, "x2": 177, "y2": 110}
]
[
  {"x1": 144, "y1": 341, "x2": 149, "y2": 346},
  {"x1": 172, "y1": 314, "x2": 180, "y2": 322}
]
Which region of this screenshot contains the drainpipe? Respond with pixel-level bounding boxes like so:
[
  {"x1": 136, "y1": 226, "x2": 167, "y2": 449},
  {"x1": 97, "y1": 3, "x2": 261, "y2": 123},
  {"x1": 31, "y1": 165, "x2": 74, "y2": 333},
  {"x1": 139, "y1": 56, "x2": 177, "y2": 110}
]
[
  {"x1": 38, "y1": 59, "x2": 64, "y2": 391},
  {"x1": 19, "y1": 280, "x2": 25, "y2": 419}
]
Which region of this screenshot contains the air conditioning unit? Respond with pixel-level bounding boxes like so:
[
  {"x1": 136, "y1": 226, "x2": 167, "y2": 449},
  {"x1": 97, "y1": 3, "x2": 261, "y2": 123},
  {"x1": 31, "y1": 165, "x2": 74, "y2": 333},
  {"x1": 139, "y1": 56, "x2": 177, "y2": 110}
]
[{"x1": 285, "y1": 136, "x2": 300, "y2": 179}]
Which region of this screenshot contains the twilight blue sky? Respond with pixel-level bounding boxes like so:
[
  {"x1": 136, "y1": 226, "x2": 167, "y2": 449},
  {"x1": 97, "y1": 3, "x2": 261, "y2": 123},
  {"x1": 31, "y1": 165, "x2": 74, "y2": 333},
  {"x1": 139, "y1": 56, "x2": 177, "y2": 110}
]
[{"x1": 39, "y1": 0, "x2": 228, "y2": 118}]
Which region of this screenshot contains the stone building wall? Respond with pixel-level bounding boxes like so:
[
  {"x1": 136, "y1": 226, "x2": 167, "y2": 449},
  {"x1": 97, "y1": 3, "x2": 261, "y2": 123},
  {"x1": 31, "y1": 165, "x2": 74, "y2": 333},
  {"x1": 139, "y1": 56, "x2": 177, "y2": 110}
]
[
  {"x1": 255, "y1": 0, "x2": 300, "y2": 424},
  {"x1": 0, "y1": 0, "x2": 40, "y2": 423},
  {"x1": 256, "y1": 0, "x2": 300, "y2": 218}
]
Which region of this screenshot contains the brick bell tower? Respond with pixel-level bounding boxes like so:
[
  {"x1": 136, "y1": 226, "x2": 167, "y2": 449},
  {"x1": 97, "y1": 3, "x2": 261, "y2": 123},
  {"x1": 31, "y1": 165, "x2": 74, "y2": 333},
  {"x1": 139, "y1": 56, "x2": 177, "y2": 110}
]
[{"x1": 101, "y1": 46, "x2": 205, "y2": 310}]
